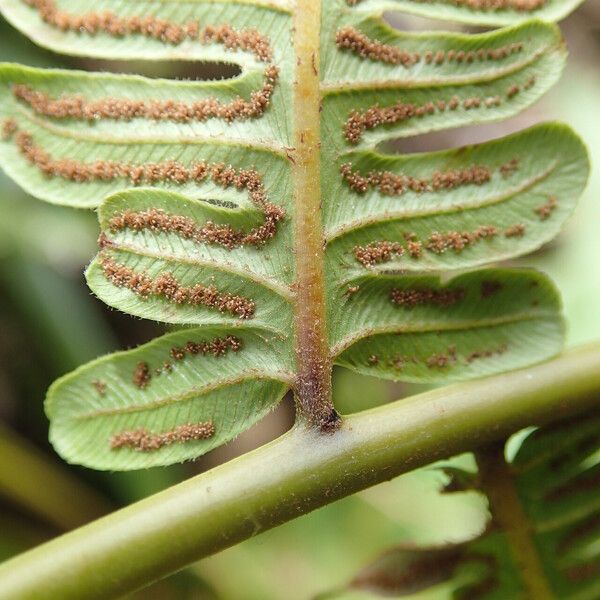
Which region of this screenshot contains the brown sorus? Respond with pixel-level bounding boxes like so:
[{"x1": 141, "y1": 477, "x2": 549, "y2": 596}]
[
  {"x1": 353, "y1": 241, "x2": 404, "y2": 267},
  {"x1": 505, "y1": 223, "x2": 526, "y2": 237},
  {"x1": 500, "y1": 158, "x2": 520, "y2": 178},
  {"x1": 22, "y1": 0, "x2": 273, "y2": 61},
  {"x1": 466, "y1": 343, "x2": 508, "y2": 364},
  {"x1": 92, "y1": 379, "x2": 106, "y2": 396},
  {"x1": 100, "y1": 253, "x2": 256, "y2": 319},
  {"x1": 336, "y1": 26, "x2": 523, "y2": 67},
  {"x1": 169, "y1": 335, "x2": 242, "y2": 361},
  {"x1": 481, "y1": 280, "x2": 503, "y2": 298},
  {"x1": 133, "y1": 361, "x2": 151, "y2": 389},
  {"x1": 111, "y1": 422, "x2": 215, "y2": 452},
  {"x1": 12, "y1": 65, "x2": 279, "y2": 124},
  {"x1": 535, "y1": 196, "x2": 558, "y2": 220},
  {"x1": 390, "y1": 287, "x2": 465, "y2": 308},
  {"x1": 1, "y1": 118, "x2": 17, "y2": 140},
  {"x1": 343, "y1": 79, "x2": 536, "y2": 144},
  {"x1": 341, "y1": 162, "x2": 492, "y2": 196}
]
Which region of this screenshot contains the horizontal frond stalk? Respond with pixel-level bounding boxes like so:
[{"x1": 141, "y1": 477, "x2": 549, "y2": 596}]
[
  {"x1": 99, "y1": 253, "x2": 256, "y2": 319},
  {"x1": 335, "y1": 26, "x2": 524, "y2": 67},
  {"x1": 11, "y1": 66, "x2": 279, "y2": 124},
  {"x1": 111, "y1": 422, "x2": 215, "y2": 452},
  {"x1": 345, "y1": 0, "x2": 546, "y2": 10},
  {"x1": 20, "y1": 0, "x2": 273, "y2": 61},
  {"x1": 343, "y1": 76, "x2": 536, "y2": 144}
]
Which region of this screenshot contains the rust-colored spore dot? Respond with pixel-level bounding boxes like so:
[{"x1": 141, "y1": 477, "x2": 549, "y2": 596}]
[
  {"x1": 169, "y1": 335, "x2": 242, "y2": 361},
  {"x1": 481, "y1": 280, "x2": 503, "y2": 298},
  {"x1": 407, "y1": 240, "x2": 423, "y2": 258},
  {"x1": 1, "y1": 118, "x2": 17, "y2": 140},
  {"x1": 343, "y1": 79, "x2": 536, "y2": 144},
  {"x1": 344, "y1": 285, "x2": 360, "y2": 298},
  {"x1": 341, "y1": 162, "x2": 492, "y2": 196},
  {"x1": 100, "y1": 253, "x2": 256, "y2": 319},
  {"x1": 425, "y1": 226, "x2": 498, "y2": 254},
  {"x1": 354, "y1": 241, "x2": 404, "y2": 267},
  {"x1": 92, "y1": 380, "x2": 106, "y2": 396},
  {"x1": 500, "y1": 158, "x2": 520, "y2": 178},
  {"x1": 12, "y1": 65, "x2": 279, "y2": 124},
  {"x1": 390, "y1": 287, "x2": 465, "y2": 308},
  {"x1": 110, "y1": 422, "x2": 215, "y2": 452},
  {"x1": 505, "y1": 223, "x2": 526, "y2": 237},
  {"x1": 133, "y1": 362, "x2": 151, "y2": 389},
  {"x1": 535, "y1": 196, "x2": 558, "y2": 220},
  {"x1": 346, "y1": 0, "x2": 546, "y2": 9},
  {"x1": 466, "y1": 343, "x2": 508, "y2": 363},
  {"x1": 22, "y1": 0, "x2": 273, "y2": 61},
  {"x1": 4, "y1": 123, "x2": 285, "y2": 250},
  {"x1": 336, "y1": 26, "x2": 523, "y2": 67}
]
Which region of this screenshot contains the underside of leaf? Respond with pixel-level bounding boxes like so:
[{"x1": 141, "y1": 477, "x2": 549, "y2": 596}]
[
  {"x1": 0, "y1": 0, "x2": 590, "y2": 469},
  {"x1": 331, "y1": 269, "x2": 564, "y2": 382},
  {"x1": 47, "y1": 326, "x2": 293, "y2": 470}
]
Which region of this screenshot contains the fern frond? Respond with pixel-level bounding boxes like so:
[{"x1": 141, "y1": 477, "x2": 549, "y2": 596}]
[
  {"x1": 324, "y1": 410, "x2": 600, "y2": 599},
  {"x1": 0, "y1": 0, "x2": 590, "y2": 469}
]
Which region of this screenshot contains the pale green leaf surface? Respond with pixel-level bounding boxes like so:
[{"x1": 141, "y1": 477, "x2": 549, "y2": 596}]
[
  {"x1": 47, "y1": 325, "x2": 293, "y2": 470},
  {"x1": 86, "y1": 249, "x2": 292, "y2": 332},
  {"x1": 98, "y1": 188, "x2": 294, "y2": 285},
  {"x1": 322, "y1": 19, "x2": 561, "y2": 88},
  {"x1": 0, "y1": 65, "x2": 292, "y2": 208},
  {"x1": 0, "y1": 0, "x2": 293, "y2": 62},
  {"x1": 321, "y1": 41, "x2": 564, "y2": 149},
  {"x1": 331, "y1": 269, "x2": 563, "y2": 383},
  {"x1": 0, "y1": 63, "x2": 292, "y2": 147},
  {"x1": 88, "y1": 187, "x2": 293, "y2": 331},
  {"x1": 324, "y1": 123, "x2": 589, "y2": 273}
]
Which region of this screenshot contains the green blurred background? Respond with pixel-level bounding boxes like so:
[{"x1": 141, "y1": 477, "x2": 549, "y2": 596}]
[{"x1": 0, "y1": 6, "x2": 598, "y2": 599}]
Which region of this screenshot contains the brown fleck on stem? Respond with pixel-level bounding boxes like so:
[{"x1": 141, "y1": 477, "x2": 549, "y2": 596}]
[
  {"x1": 292, "y1": 0, "x2": 339, "y2": 431},
  {"x1": 476, "y1": 443, "x2": 553, "y2": 600}
]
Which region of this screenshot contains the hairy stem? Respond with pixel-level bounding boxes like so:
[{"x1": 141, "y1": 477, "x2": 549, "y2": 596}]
[
  {"x1": 1, "y1": 343, "x2": 599, "y2": 600},
  {"x1": 292, "y1": 0, "x2": 338, "y2": 430},
  {"x1": 476, "y1": 443, "x2": 553, "y2": 599}
]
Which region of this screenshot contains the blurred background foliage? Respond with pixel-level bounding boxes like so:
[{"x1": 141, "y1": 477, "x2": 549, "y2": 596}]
[{"x1": 0, "y1": 5, "x2": 598, "y2": 599}]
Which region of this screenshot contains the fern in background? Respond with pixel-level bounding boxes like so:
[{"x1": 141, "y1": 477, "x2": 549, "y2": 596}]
[{"x1": 323, "y1": 409, "x2": 600, "y2": 599}]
